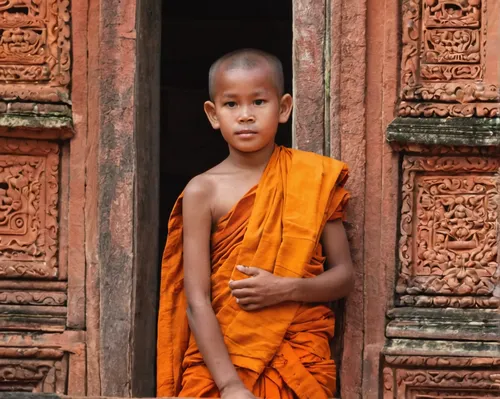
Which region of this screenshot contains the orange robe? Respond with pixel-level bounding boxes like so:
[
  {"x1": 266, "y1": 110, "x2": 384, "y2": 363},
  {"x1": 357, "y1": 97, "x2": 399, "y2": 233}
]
[{"x1": 157, "y1": 146, "x2": 349, "y2": 399}]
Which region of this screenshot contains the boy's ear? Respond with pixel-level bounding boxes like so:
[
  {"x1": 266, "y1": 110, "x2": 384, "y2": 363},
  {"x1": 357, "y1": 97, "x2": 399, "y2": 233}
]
[
  {"x1": 204, "y1": 101, "x2": 220, "y2": 130},
  {"x1": 279, "y1": 94, "x2": 293, "y2": 124}
]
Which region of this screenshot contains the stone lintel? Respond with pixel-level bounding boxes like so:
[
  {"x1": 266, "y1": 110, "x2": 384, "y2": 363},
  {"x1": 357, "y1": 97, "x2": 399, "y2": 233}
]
[
  {"x1": 386, "y1": 307, "x2": 499, "y2": 342},
  {"x1": 387, "y1": 117, "x2": 500, "y2": 147},
  {"x1": 388, "y1": 307, "x2": 500, "y2": 320},
  {"x1": 383, "y1": 338, "x2": 500, "y2": 358},
  {"x1": 0, "y1": 114, "x2": 74, "y2": 140}
]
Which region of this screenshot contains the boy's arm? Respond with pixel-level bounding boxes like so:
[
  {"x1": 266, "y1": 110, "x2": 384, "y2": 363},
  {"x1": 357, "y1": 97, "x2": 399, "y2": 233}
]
[
  {"x1": 288, "y1": 219, "x2": 354, "y2": 302},
  {"x1": 182, "y1": 178, "x2": 254, "y2": 398},
  {"x1": 230, "y1": 219, "x2": 354, "y2": 309}
]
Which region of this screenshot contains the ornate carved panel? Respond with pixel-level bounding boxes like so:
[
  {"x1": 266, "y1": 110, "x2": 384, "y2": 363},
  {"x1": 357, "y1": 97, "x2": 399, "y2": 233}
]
[
  {"x1": 383, "y1": 355, "x2": 500, "y2": 398},
  {"x1": 399, "y1": 0, "x2": 500, "y2": 117},
  {"x1": 0, "y1": 138, "x2": 63, "y2": 331},
  {"x1": 0, "y1": 139, "x2": 59, "y2": 279},
  {"x1": 0, "y1": 0, "x2": 71, "y2": 104},
  {"x1": 0, "y1": 332, "x2": 85, "y2": 394},
  {"x1": 397, "y1": 156, "x2": 500, "y2": 308},
  {"x1": 0, "y1": 351, "x2": 68, "y2": 392}
]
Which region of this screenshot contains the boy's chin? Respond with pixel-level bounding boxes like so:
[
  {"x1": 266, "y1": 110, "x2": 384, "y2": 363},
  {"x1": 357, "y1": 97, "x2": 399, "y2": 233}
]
[{"x1": 226, "y1": 139, "x2": 272, "y2": 150}]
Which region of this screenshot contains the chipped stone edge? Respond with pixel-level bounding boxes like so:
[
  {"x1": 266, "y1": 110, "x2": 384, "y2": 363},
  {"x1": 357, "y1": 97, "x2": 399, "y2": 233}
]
[
  {"x1": 387, "y1": 116, "x2": 500, "y2": 147},
  {"x1": 0, "y1": 114, "x2": 74, "y2": 140}
]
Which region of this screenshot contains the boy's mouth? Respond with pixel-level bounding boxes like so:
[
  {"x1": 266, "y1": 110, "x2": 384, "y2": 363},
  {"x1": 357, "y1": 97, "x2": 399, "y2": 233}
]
[{"x1": 235, "y1": 129, "x2": 257, "y2": 136}]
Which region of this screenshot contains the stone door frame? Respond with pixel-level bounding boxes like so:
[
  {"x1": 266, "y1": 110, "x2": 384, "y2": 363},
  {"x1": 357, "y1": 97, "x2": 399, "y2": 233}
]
[{"x1": 85, "y1": 0, "x2": 369, "y2": 397}]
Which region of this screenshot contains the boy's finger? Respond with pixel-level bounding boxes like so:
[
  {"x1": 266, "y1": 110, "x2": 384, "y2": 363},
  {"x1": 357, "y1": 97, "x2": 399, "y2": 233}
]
[
  {"x1": 229, "y1": 279, "x2": 252, "y2": 289},
  {"x1": 236, "y1": 265, "x2": 260, "y2": 276},
  {"x1": 236, "y1": 296, "x2": 254, "y2": 305},
  {"x1": 231, "y1": 288, "x2": 253, "y2": 298}
]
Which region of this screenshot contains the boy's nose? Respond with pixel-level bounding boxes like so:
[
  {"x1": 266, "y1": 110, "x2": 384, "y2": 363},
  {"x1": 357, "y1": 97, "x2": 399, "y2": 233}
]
[{"x1": 238, "y1": 107, "x2": 255, "y2": 123}]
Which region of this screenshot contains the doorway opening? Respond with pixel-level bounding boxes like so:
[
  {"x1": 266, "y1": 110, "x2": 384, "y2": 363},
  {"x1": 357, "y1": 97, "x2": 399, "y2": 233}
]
[{"x1": 159, "y1": 1, "x2": 293, "y2": 251}]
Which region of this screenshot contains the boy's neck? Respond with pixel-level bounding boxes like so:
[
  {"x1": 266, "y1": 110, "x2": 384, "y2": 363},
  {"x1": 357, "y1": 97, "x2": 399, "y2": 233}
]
[{"x1": 226, "y1": 142, "x2": 276, "y2": 171}]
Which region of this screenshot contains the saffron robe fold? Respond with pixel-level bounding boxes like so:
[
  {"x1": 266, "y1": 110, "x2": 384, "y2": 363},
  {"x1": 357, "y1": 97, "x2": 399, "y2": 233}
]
[{"x1": 157, "y1": 146, "x2": 349, "y2": 399}]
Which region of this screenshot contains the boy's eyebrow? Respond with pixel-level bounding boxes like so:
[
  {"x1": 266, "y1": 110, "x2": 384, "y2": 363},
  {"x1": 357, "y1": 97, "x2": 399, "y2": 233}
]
[
  {"x1": 220, "y1": 89, "x2": 270, "y2": 98},
  {"x1": 252, "y1": 89, "x2": 269, "y2": 96}
]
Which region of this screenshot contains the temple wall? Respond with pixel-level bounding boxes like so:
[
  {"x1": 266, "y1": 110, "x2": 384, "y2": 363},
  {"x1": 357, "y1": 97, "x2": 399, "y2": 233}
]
[
  {"x1": 0, "y1": 0, "x2": 497, "y2": 398},
  {"x1": 0, "y1": 0, "x2": 87, "y2": 395},
  {"x1": 370, "y1": 0, "x2": 500, "y2": 398}
]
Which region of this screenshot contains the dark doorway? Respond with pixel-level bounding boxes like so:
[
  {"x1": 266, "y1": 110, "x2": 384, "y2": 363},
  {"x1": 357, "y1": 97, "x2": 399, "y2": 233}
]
[{"x1": 159, "y1": 1, "x2": 293, "y2": 251}]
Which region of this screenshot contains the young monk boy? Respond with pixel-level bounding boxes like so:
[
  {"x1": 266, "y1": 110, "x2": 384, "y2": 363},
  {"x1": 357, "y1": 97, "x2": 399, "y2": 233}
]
[{"x1": 157, "y1": 49, "x2": 354, "y2": 399}]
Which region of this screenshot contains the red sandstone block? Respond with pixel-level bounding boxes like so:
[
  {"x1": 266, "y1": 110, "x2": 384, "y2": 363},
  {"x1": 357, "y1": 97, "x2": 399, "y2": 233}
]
[
  {"x1": 8, "y1": 102, "x2": 36, "y2": 113},
  {"x1": 37, "y1": 103, "x2": 72, "y2": 115}
]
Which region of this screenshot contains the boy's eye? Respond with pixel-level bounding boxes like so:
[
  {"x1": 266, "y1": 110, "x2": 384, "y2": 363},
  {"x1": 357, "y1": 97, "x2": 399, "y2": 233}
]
[
  {"x1": 254, "y1": 99, "x2": 265, "y2": 106},
  {"x1": 225, "y1": 102, "x2": 237, "y2": 108}
]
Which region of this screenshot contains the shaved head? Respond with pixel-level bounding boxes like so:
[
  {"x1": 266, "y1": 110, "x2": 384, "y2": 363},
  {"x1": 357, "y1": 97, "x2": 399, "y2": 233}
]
[{"x1": 208, "y1": 48, "x2": 285, "y2": 100}]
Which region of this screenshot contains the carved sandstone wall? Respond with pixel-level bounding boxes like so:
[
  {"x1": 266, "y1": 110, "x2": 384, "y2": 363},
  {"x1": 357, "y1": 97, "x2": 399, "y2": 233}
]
[
  {"x1": 0, "y1": 0, "x2": 497, "y2": 398},
  {"x1": 381, "y1": 0, "x2": 500, "y2": 397},
  {"x1": 399, "y1": 0, "x2": 499, "y2": 117},
  {"x1": 0, "y1": 0, "x2": 87, "y2": 395},
  {"x1": 0, "y1": 0, "x2": 161, "y2": 396}
]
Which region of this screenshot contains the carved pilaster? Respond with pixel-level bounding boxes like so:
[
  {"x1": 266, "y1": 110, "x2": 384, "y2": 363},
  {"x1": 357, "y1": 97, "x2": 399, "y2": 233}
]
[
  {"x1": 399, "y1": 0, "x2": 499, "y2": 117},
  {"x1": 397, "y1": 155, "x2": 499, "y2": 308},
  {"x1": 0, "y1": 139, "x2": 65, "y2": 332},
  {"x1": 384, "y1": 1, "x2": 500, "y2": 398},
  {"x1": 0, "y1": 139, "x2": 60, "y2": 280},
  {"x1": 0, "y1": 0, "x2": 71, "y2": 104},
  {"x1": 0, "y1": 0, "x2": 73, "y2": 139},
  {"x1": 383, "y1": 151, "x2": 500, "y2": 396}
]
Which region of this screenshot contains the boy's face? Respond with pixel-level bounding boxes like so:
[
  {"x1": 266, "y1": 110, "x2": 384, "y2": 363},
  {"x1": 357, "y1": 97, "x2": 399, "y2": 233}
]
[{"x1": 204, "y1": 64, "x2": 292, "y2": 153}]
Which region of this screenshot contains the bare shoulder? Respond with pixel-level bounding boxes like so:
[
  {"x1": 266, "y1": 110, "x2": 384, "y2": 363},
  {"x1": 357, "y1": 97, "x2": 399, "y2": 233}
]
[
  {"x1": 183, "y1": 173, "x2": 216, "y2": 204},
  {"x1": 184, "y1": 158, "x2": 233, "y2": 207}
]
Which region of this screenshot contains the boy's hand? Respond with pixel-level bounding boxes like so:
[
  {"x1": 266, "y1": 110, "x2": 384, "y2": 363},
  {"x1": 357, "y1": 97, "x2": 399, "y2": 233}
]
[
  {"x1": 229, "y1": 265, "x2": 292, "y2": 311},
  {"x1": 220, "y1": 381, "x2": 256, "y2": 399}
]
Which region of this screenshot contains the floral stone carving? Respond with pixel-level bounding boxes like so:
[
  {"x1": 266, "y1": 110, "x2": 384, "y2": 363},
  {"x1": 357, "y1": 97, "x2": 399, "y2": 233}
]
[
  {"x1": 397, "y1": 156, "x2": 500, "y2": 308},
  {"x1": 0, "y1": 0, "x2": 71, "y2": 103},
  {"x1": 0, "y1": 138, "x2": 59, "y2": 279},
  {"x1": 0, "y1": 346, "x2": 67, "y2": 393},
  {"x1": 383, "y1": 355, "x2": 500, "y2": 398},
  {"x1": 399, "y1": 0, "x2": 500, "y2": 117}
]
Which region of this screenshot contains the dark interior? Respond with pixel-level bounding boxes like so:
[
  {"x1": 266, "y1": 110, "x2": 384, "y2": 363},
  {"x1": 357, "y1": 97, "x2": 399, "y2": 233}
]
[{"x1": 159, "y1": 0, "x2": 293, "y2": 250}]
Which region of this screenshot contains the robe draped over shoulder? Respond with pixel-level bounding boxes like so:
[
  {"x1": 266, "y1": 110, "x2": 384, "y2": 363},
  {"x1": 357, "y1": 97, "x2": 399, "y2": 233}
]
[{"x1": 157, "y1": 146, "x2": 349, "y2": 398}]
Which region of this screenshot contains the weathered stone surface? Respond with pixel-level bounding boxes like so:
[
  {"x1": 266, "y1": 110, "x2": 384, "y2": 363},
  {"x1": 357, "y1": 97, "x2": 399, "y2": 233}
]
[
  {"x1": 94, "y1": 0, "x2": 137, "y2": 394},
  {"x1": 293, "y1": 0, "x2": 326, "y2": 154},
  {"x1": 132, "y1": 0, "x2": 161, "y2": 396},
  {"x1": 84, "y1": 0, "x2": 102, "y2": 394},
  {"x1": 292, "y1": 1, "x2": 370, "y2": 396},
  {"x1": 386, "y1": 308, "x2": 500, "y2": 341},
  {"x1": 362, "y1": 0, "x2": 401, "y2": 397},
  {"x1": 390, "y1": 142, "x2": 500, "y2": 155},
  {"x1": 327, "y1": 0, "x2": 368, "y2": 396},
  {"x1": 85, "y1": 0, "x2": 161, "y2": 396},
  {"x1": 0, "y1": 115, "x2": 73, "y2": 140},
  {"x1": 384, "y1": 338, "x2": 500, "y2": 358},
  {"x1": 387, "y1": 117, "x2": 500, "y2": 146}
]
